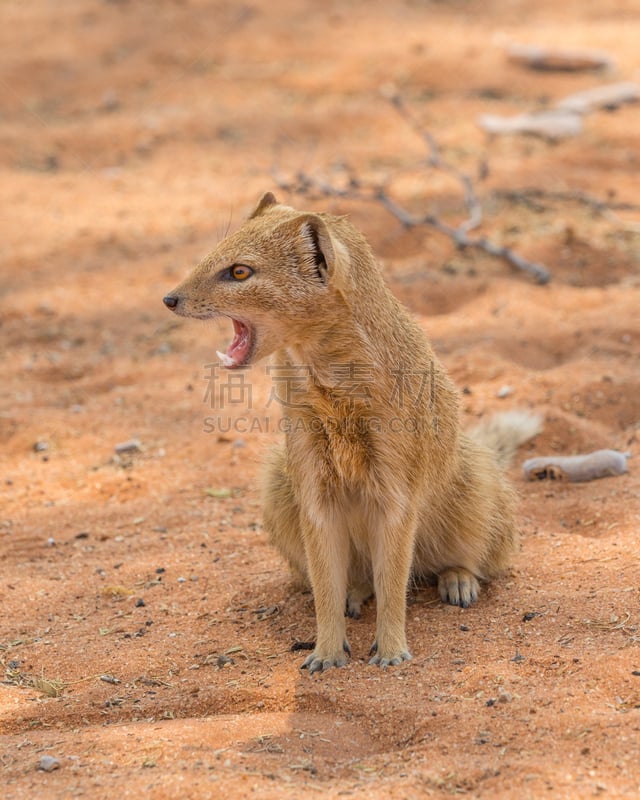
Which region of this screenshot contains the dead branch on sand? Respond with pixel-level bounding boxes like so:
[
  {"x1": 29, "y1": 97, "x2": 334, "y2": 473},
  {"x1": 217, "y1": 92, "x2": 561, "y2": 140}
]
[
  {"x1": 495, "y1": 188, "x2": 640, "y2": 233},
  {"x1": 273, "y1": 93, "x2": 552, "y2": 285}
]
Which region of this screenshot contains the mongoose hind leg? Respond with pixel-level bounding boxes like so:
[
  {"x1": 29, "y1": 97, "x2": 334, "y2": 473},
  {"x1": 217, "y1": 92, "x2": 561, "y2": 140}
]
[
  {"x1": 262, "y1": 446, "x2": 309, "y2": 588},
  {"x1": 438, "y1": 567, "x2": 480, "y2": 608},
  {"x1": 346, "y1": 581, "x2": 373, "y2": 619},
  {"x1": 346, "y1": 550, "x2": 373, "y2": 619}
]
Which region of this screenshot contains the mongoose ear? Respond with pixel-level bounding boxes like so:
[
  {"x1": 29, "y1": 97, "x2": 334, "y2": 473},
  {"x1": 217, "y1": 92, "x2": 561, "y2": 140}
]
[
  {"x1": 249, "y1": 191, "x2": 279, "y2": 219},
  {"x1": 297, "y1": 215, "x2": 347, "y2": 289}
]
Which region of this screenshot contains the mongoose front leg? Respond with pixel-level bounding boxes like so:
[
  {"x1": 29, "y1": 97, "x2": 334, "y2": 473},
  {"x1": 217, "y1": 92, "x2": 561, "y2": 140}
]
[
  {"x1": 300, "y1": 519, "x2": 351, "y2": 673},
  {"x1": 368, "y1": 516, "x2": 415, "y2": 667}
]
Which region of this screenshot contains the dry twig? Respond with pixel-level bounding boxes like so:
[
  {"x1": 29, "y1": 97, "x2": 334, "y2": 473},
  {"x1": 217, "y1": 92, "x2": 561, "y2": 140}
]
[
  {"x1": 273, "y1": 93, "x2": 552, "y2": 285},
  {"x1": 496, "y1": 188, "x2": 640, "y2": 233}
]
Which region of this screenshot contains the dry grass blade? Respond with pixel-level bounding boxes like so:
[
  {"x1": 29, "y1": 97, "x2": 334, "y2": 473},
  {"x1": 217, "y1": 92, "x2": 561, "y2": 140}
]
[
  {"x1": 583, "y1": 612, "x2": 632, "y2": 632},
  {"x1": 31, "y1": 675, "x2": 66, "y2": 697}
]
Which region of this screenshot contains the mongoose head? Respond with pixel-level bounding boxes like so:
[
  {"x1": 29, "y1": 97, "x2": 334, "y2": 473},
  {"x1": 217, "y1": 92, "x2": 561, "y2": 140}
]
[{"x1": 163, "y1": 192, "x2": 350, "y2": 368}]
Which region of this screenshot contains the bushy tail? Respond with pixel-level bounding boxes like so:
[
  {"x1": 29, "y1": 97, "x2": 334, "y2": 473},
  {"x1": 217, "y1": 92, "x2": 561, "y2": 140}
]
[{"x1": 467, "y1": 411, "x2": 542, "y2": 468}]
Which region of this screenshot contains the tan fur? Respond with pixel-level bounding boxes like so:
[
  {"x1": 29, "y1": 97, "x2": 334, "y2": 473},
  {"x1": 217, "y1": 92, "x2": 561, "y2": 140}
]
[{"x1": 164, "y1": 193, "x2": 541, "y2": 672}]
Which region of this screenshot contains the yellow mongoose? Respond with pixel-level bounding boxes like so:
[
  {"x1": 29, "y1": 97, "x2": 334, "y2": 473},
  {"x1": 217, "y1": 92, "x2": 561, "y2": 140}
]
[{"x1": 164, "y1": 193, "x2": 540, "y2": 672}]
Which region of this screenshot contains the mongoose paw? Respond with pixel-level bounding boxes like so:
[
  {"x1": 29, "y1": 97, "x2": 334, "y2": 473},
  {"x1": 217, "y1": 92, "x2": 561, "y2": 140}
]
[
  {"x1": 301, "y1": 640, "x2": 351, "y2": 674},
  {"x1": 368, "y1": 640, "x2": 412, "y2": 668},
  {"x1": 438, "y1": 568, "x2": 480, "y2": 608},
  {"x1": 346, "y1": 585, "x2": 374, "y2": 619}
]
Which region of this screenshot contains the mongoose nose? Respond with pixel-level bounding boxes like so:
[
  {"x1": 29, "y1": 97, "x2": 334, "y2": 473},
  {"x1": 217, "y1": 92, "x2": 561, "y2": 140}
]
[{"x1": 163, "y1": 294, "x2": 179, "y2": 309}]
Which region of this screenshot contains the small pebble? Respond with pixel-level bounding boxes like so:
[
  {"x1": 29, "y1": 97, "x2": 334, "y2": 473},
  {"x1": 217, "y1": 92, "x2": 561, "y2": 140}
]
[
  {"x1": 177, "y1": 577, "x2": 186, "y2": 583},
  {"x1": 135, "y1": 598, "x2": 146, "y2": 607},
  {"x1": 46, "y1": 537, "x2": 56, "y2": 547},
  {"x1": 496, "y1": 385, "x2": 512, "y2": 399},
  {"x1": 33, "y1": 441, "x2": 49, "y2": 453},
  {"x1": 506, "y1": 43, "x2": 615, "y2": 73},
  {"x1": 114, "y1": 439, "x2": 142, "y2": 454},
  {"x1": 100, "y1": 89, "x2": 120, "y2": 112},
  {"x1": 37, "y1": 755, "x2": 60, "y2": 772}
]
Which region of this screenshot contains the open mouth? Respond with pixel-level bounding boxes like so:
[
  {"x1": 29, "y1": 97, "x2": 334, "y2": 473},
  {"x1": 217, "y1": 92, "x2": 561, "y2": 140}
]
[{"x1": 216, "y1": 318, "x2": 255, "y2": 369}]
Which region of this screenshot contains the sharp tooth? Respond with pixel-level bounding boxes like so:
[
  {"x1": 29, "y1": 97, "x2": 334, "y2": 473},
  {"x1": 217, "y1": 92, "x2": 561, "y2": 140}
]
[{"x1": 216, "y1": 350, "x2": 236, "y2": 368}]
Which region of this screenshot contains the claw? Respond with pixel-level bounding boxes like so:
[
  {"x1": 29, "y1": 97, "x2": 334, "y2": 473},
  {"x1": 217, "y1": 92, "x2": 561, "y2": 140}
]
[
  {"x1": 300, "y1": 640, "x2": 350, "y2": 673},
  {"x1": 368, "y1": 649, "x2": 412, "y2": 668}
]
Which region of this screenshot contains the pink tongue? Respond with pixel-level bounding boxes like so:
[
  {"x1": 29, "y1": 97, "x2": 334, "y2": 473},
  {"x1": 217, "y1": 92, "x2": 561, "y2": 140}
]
[{"x1": 227, "y1": 319, "x2": 251, "y2": 364}]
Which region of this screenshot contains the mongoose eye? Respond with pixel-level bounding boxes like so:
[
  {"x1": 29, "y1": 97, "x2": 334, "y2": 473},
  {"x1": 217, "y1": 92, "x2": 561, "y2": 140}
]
[{"x1": 230, "y1": 265, "x2": 254, "y2": 281}]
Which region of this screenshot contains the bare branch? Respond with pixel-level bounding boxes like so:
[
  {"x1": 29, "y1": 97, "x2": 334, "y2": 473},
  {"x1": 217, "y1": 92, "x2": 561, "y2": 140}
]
[
  {"x1": 388, "y1": 92, "x2": 483, "y2": 233},
  {"x1": 496, "y1": 188, "x2": 640, "y2": 233},
  {"x1": 273, "y1": 168, "x2": 551, "y2": 285},
  {"x1": 377, "y1": 188, "x2": 550, "y2": 284},
  {"x1": 272, "y1": 94, "x2": 553, "y2": 285}
]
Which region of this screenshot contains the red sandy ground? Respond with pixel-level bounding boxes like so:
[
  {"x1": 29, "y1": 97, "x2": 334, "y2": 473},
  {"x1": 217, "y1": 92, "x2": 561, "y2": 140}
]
[{"x1": 1, "y1": 1, "x2": 639, "y2": 797}]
